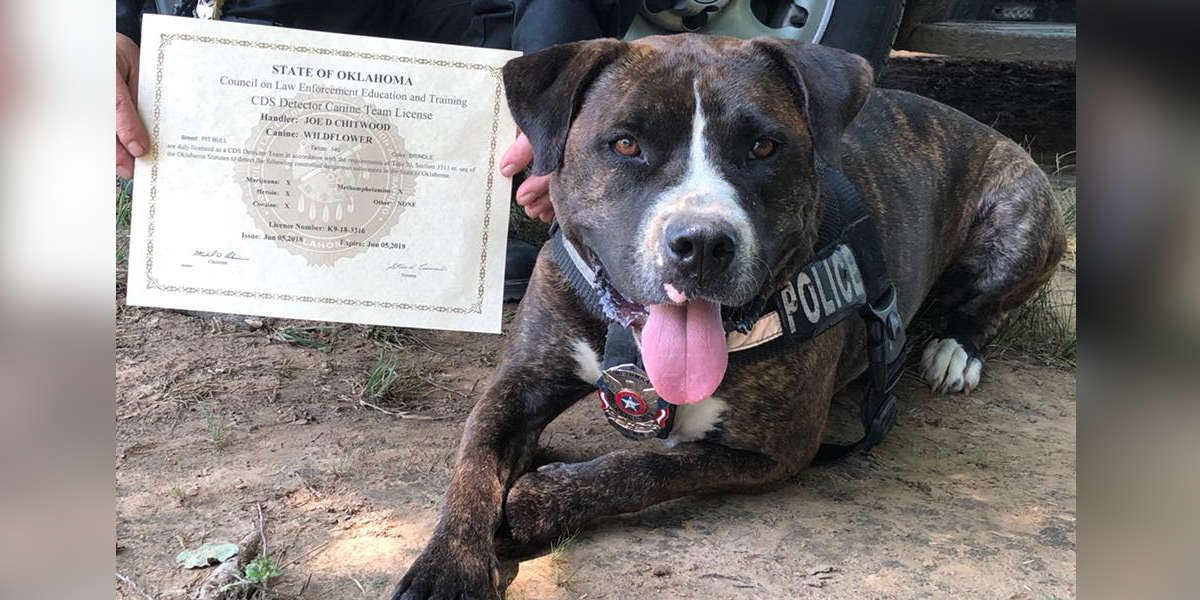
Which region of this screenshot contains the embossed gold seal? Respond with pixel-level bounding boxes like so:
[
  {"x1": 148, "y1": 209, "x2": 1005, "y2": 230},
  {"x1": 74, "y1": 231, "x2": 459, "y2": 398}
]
[{"x1": 236, "y1": 93, "x2": 416, "y2": 266}]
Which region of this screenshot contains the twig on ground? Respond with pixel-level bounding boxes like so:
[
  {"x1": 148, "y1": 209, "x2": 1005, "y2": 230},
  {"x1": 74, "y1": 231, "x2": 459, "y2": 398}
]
[
  {"x1": 280, "y1": 540, "x2": 330, "y2": 571},
  {"x1": 116, "y1": 572, "x2": 158, "y2": 600},
  {"x1": 297, "y1": 573, "x2": 313, "y2": 597},
  {"x1": 349, "y1": 575, "x2": 367, "y2": 595},
  {"x1": 257, "y1": 504, "x2": 269, "y2": 558},
  {"x1": 419, "y1": 375, "x2": 469, "y2": 400},
  {"x1": 358, "y1": 399, "x2": 449, "y2": 420}
]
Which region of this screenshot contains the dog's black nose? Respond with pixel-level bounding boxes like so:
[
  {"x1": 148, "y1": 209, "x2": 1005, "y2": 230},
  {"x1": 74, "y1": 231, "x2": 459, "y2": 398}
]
[{"x1": 663, "y1": 218, "x2": 737, "y2": 280}]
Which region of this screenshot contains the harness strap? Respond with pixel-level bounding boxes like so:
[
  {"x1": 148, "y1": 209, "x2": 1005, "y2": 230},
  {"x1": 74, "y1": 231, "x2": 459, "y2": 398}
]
[
  {"x1": 812, "y1": 284, "x2": 906, "y2": 464},
  {"x1": 810, "y1": 162, "x2": 907, "y2": 463}
]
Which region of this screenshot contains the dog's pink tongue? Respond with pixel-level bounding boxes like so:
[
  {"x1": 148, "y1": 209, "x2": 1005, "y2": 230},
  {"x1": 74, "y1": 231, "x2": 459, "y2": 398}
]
[{"x1": 642, "y1": 300, "x2": 728, "y2": 405}]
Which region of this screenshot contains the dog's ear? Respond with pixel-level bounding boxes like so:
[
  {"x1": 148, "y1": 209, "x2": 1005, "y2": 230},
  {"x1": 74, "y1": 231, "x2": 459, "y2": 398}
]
[
  {"x1": 753, "y1": 39, "x2": 873, "y2": 164},
  {"x1": 502, "y1": 39, "x2": 624, "y2": 175}
]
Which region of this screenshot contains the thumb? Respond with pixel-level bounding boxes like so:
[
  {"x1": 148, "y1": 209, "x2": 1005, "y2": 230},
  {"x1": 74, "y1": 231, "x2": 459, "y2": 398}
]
[{"x1": 116, "y1": 56, "x2": 149, "y2": 157}]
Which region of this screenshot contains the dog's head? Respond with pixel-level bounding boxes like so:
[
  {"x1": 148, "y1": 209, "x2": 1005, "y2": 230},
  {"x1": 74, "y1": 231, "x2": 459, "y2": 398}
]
[{"x1": 503, "y1": 35, "x2": 872, "y2": 404}]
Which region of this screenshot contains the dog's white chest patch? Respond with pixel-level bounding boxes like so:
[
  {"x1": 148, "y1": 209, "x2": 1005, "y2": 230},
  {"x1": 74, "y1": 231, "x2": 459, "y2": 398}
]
[
  {"x1": 570, "y1": 338, "x2": 602, "y2": 384},
  {"x1": 665, "y1": 396, "x2": 728, "y2": 448}
]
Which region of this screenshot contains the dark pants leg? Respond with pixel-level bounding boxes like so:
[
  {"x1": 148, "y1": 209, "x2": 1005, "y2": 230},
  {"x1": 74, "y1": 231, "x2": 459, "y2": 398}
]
[
  {"x1": 393, "y1": 0, "x2": 478, "y2": 44},
  {"x1": 463, "y1": 0, "x2": 642, "y2": 52}
]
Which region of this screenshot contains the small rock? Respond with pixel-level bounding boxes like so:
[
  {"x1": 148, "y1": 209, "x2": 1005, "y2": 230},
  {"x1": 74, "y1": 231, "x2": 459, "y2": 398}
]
[
  {"x1": 244, "y1": 317, "x2": 264, "y2": 330},
  {"x1": 652, "y1": 566, "x2": 672, "y2": 577}
]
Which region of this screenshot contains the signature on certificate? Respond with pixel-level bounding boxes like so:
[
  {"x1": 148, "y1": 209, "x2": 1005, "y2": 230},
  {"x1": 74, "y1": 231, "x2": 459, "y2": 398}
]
[
  {"x1": 193, "y1": 249, "x2": 250, "y2": 263},
  {"x1": 386, "y1": 262, "x2": 448, "y2": 276}
]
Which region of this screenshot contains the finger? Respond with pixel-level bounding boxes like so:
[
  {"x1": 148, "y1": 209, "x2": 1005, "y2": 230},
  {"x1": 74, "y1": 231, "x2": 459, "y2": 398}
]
[
  {"x1": 500, "y1": 131, "x2": 535, "y2": 177},
  {"x1": 116, "y1": 73, "x2": 149, "y2": 158},
  {"x1": 538, "y1": 199, "x2": 556, "y2": 222},
  {"x1": 116, "y1": 138, "x2": 134, "y2": 180},
  {"x1": 515, "y1": 173, "x2": 550, "y2": 205},
  {"x1": 527, "y1": 198, "x2": 555, "y2": 223},
  {"x1": 533, "y1": 198, "x2": 555, "y2": 222},
  {"x1": 527, "y1": 205, "x2": 550, "y2": 223},
  {"x1": 523, "y1": 202, "x2": 542, "y2": 220},
  {"x1": 523, "y1": 193, "x2": 550, "y2": 216}
]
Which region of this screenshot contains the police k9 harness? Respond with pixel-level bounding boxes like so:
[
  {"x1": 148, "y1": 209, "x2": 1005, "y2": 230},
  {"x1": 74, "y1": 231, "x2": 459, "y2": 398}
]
[{"x1": 549, "y1": 161, "x2": 907, "y2": 463}]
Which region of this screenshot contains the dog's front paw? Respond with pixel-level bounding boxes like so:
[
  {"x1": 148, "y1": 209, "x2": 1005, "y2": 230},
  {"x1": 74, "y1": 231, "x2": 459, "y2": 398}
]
[
  {"x1": 497, "y1": 464, "x2": 591, "y2": 560},
  {"x1": 391, "y1": 540, "x2": 500, "y2": 600},
  {"x1": 921, "y1": 338, "x2": 984, "y2": 394}
]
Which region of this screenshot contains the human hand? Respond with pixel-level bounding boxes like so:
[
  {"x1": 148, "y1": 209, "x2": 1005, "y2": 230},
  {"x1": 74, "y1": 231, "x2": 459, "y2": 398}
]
[
  {"x1": 116, "y1": 33, "x2": 149, "y2": 180},
  {"x1": 500, "y1": 130, "x2": 554, "y2": 223}
]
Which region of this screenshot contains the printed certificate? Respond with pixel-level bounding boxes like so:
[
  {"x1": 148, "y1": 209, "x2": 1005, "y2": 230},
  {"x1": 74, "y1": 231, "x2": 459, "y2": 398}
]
[{"x1": 126, "y1": 15, "x2": 520, "y2": 333}]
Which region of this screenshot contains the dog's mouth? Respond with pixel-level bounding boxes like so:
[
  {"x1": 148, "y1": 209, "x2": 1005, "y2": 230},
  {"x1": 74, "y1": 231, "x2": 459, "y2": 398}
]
[{"x1": 587, "y1": 248, "x2": 763, "y2": 407}]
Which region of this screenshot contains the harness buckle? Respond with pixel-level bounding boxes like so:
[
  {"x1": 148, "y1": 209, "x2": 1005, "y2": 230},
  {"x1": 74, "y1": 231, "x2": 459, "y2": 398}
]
[
  {"x1": 864, "y1": 283, "x2": 907, "y2": 372},
  {"x1": 862, "y1": 392, "x2": 897, "y2": 449},
  {"x1": 858, "y1": 284, "x2": 907, "y2": 452}
]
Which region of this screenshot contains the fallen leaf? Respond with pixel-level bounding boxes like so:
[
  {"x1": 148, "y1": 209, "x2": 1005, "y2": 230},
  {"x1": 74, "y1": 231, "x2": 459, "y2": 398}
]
[{"x1": 175, "y1": 542, "x2": 239, "y2": 569}]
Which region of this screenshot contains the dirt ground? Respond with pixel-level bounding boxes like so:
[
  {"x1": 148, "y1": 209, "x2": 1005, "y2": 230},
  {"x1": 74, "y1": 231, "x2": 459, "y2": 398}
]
[{"x1": 116, "y1": 270, "x2": 1076, "y2": 599}]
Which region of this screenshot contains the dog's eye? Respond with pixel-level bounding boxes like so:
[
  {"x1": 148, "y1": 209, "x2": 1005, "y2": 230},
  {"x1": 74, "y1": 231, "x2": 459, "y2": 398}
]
[
  {"x1": 749, "y1": 137, "x2": 777, "y2": 160},
  {"x1": 612, "y1": 136, "x2": 641, "y2": 158}
]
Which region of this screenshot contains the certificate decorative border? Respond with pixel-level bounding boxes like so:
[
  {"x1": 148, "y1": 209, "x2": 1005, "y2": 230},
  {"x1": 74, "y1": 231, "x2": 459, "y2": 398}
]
[{"x1": 144, "y1": 32, "x2": 505, "y2": 315}]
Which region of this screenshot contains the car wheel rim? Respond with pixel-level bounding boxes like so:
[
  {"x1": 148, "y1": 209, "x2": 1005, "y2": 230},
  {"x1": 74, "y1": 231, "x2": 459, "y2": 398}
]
[{"x1": 625, "y1": 0, "x2": 836, "y2": 43}]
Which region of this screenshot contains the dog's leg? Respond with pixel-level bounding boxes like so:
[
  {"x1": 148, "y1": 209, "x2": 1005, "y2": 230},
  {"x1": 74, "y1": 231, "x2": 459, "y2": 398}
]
[
  {"x1": 495, "y1": 442, "x2": 795, "y2": 559},
  {"x1": 392, "y1": 254, "x2": 604, "y2": 600},
  {"x1": 922, "y1": 140, "x2": 1067, "y2": 393}
]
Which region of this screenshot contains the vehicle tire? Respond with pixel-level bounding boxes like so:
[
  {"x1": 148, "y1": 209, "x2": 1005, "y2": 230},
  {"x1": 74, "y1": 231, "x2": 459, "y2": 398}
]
[
  {"x1": 624, "y1": 1, "x2": 905, "y2": 76},
  {"x1": 820, "y1": 1, "x2": 906, "y2": 77}
]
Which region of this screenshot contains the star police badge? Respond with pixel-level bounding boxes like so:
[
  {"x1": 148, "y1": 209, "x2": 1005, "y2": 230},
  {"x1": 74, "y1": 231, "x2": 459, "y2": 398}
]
[{"x1": 596, "y1": 363, "x2": 675, "y2": 440}]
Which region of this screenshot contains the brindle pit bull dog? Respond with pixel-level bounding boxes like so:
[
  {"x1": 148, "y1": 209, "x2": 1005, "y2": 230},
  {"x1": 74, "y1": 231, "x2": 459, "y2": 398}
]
[{"x1": 392, "y1": 35, "x2": 1065, "y2": 599}]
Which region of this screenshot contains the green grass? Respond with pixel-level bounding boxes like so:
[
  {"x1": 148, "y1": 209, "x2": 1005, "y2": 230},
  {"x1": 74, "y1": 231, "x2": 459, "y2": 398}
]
[
  {"x1": 202, "y1": 400, "x2": 231, "y2": 449},
  {"x1": 243, "y1": 555, "x2": 283, "y2": 585},
  {"x1": 217, "y1": 554, "x2": 284, "y2": 597},
  {"x1": 365, "y1": 326, "x2": 409, "y2": 350},
  {"x1": 271, "y1": 325, "x2": 334, "y2": 351},
  {"x1": 549, "y1": 534, "x2": 577, "y2": 588},
  {"x1": 116, "y1": 178, "x2": 132, "y2": 264},
  {"x1": 1059, "y1": 186, "x2": 1077, "y2": 232},
  {"x1": 116, "y1": 178, "x2": 133, "y2": 230},
  {"x1": 990, "y1": 282, "x2": 1076, "y2": 365},
  {"x1": 364, "y1": 350, "x2": 400, "y2": 399}
]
